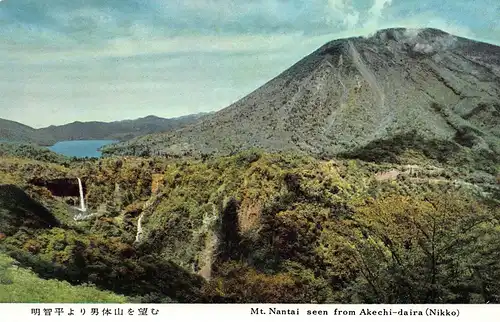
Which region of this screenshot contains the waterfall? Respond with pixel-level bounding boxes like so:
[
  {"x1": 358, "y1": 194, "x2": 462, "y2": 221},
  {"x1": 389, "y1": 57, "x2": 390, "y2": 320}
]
[
  {"x1": 133, "y1": 191, "x2": 166, "y2": 244},
  {"x1": 77, "y1": 177, "x2": 87, "y2": 212}
]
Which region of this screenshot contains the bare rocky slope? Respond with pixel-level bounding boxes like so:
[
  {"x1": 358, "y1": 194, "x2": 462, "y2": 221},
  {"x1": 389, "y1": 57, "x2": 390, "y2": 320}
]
[{"x1": 103, "y1": 28, "x2": 500, "y2": 169}]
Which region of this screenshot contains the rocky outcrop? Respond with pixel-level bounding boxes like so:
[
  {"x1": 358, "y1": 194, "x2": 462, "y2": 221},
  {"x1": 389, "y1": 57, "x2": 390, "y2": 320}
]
[
  {"x1": 0, "y1": 184, "x2": 59, "y2": 236},
  {"x1": 375, "y1": 170, "x2": 400, "y2": 181},
  {"x1": 151, "y1": 174, "x2": 164, "y2": 194},
  {"x1": 29, "y1": 178, "x2": 87, "y2": 198}
]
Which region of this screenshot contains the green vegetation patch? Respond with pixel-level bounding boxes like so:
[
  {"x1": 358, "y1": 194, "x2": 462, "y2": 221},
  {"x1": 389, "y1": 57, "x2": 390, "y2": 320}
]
[{"x1": 0, "y1": 252, "x2": 126, "y2": 303}]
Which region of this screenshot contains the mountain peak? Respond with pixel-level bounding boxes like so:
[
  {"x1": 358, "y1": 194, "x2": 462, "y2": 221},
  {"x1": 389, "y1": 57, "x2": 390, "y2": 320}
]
[
  {"x1": 370, "y1": 27, "x2": 451, "y2": 41},
  {"x1": 316, "y1": 27, "x2": 459, "y2": 60},
  {"x1": 368, "y1": 27, "x2": 458, "y2": 54}
]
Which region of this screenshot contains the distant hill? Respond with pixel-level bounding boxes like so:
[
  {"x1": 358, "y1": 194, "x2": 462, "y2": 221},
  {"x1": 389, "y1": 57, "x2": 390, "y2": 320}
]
[
  {"x1": 0, "y1": 119, "x2": 55, "y2": 146},
  {"x1": 103, "y1": 28, "x2": 500, "y2": 171},
  {"x1": 0, "y1": 113, "x2": 211, "y2": 146}
]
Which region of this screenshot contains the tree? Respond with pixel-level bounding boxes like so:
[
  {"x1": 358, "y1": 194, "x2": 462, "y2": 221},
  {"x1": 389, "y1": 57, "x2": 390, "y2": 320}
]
[{"x1": 345, "y1": 192, "x2": 500, "y2": 303}]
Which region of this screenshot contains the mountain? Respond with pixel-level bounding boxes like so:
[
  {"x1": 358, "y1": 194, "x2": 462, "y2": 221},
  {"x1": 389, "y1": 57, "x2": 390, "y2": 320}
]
[
  {"x1": 0, "y1": 113, "x2": 210, "y2": 146},
  {"x1": 103, "y1": 28, "x2": 500, "y2": 169},
  {"x1": 0, "y1": 119, "x2": 55, "y2": 146}
]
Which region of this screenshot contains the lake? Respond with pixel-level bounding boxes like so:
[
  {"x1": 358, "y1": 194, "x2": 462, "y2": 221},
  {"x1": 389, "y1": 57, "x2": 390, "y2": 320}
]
[{"x1": 48, "y1": 140, "x2": 118, "y2": 158}]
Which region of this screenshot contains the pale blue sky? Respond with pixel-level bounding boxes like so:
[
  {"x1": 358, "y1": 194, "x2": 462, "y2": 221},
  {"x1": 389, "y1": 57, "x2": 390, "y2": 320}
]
[{"x1": 1, "y1": 0, "x2": 499, "y2": 127}]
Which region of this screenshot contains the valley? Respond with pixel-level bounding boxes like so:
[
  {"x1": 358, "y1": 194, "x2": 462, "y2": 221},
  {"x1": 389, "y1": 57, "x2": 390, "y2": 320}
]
[{"x1": 0, "y1": 146, "x2": 498, "y2": 303}]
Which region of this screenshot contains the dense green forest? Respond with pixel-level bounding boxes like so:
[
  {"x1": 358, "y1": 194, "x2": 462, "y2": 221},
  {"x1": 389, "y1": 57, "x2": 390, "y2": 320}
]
[
  {"x1": 0, "y1": 143, "x2": 71, "y2": 165},
  {"x1": 0, "y1": 146, "x2": 498, "y2": 303}
]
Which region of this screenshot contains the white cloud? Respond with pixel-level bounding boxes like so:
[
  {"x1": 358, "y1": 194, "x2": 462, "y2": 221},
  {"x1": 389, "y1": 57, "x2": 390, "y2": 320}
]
[
  {"x1": 363, "y1": 0, "x2": 393, "y2": 29},
  {"x1": 345, "y1": 12, "x2": 360, "y2": 29},
  {"x1": 3, "y1": 32, "x2": 315, "y2": 65},
  {"x1": 413, "y1": 43, "x2": 434, "y2": 53},
  {"x1": 368, "y1": 0, "x2": 393, "y2": 18},
  {"x1": 326, "y1": 0, "x2": 360, "y2": 28}
]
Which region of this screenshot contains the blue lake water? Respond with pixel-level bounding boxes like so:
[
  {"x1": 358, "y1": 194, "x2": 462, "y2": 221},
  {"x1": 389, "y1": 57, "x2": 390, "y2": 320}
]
[{"x1": 48, "y1": 140, "x2": 118, "y2": 158}]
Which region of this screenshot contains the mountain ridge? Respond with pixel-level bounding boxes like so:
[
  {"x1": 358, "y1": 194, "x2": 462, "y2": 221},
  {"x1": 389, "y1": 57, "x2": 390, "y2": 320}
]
[{"x1": 0, "y1": 112, "x2": 212, "y2": 146}]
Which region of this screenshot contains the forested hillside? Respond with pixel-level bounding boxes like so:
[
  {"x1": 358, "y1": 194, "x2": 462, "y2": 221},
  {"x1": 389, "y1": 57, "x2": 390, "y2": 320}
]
[{"x1": 0, "y1": 150, "x2": 498, "y2": 303}]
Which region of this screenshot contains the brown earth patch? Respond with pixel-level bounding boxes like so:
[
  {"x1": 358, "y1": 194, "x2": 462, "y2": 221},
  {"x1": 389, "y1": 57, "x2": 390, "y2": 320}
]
[
  {"x1": 151, "y1": 174, "x2": 164, "y2": 194},
  {"x1": 375, "y1": 169, "x2": 400, "y2": 181},
  {"x1": 238, "y1": 199, "x2": 262, "y2": 233}
]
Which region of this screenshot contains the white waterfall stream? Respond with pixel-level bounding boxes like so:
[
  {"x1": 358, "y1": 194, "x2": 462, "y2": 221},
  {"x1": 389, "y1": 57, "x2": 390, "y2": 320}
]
[
  {"x1": 135, "y1": 213, "x2": 144, "y2": 243},
  {"x1": 77, "y1": 177, "x2": 86, "y2": 212}
]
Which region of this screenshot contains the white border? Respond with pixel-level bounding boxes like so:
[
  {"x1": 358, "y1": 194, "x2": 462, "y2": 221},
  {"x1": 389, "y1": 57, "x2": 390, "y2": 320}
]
[{"x1": 0, "y1": 304, "x2": 498, "y2": 321}]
